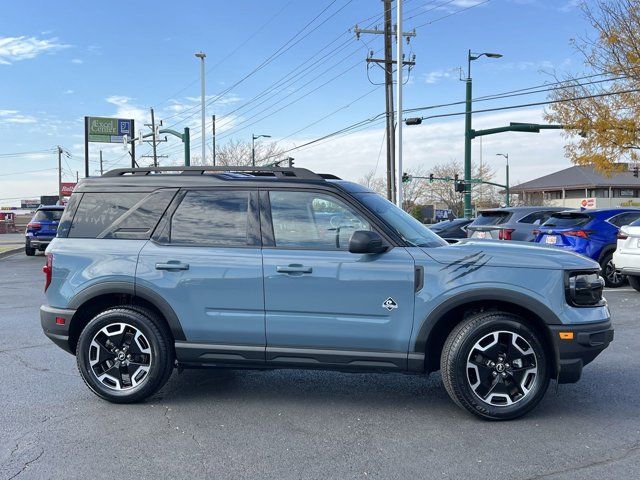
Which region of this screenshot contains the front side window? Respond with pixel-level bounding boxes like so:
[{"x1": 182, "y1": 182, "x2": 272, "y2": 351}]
[
  {"x1": 170, "y1": 190, "x2": 250, "y2": 246},
  {"x1": 269, "y1": 191, "x2": 370, "y2": 249}
]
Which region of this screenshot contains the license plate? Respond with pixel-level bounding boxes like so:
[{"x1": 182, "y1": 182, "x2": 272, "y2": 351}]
[
  {"x1": 474, "y1": 231, "x2": 487, "y2": 239},
  {"x1": 545, "y1": 235, "x2": 557, "y2": 244}
]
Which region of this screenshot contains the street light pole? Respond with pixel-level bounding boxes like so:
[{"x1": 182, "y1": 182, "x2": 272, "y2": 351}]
[
  {"x1": 252, "y1": 134, "x2": 271, "y2": 166},
  {"x1": 496, "y1": 153, "x2": 510, "y2": 206},
  {"x1": 195, "y1": 52, "x2": 206, "y2": 164},
  {"x1": 464, "y1": 50, "x2": 502, "y2": 218}
]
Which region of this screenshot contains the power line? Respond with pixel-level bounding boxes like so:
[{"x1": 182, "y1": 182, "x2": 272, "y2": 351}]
[
  {"x1": 0, "y1": 148, "x2": 56, "y2": 157},
  {"x1": 163, "y1": 0, "x2": 350, "y2": 126},
  {"x1": 0, "y1": 167, "x2": 58, "y2": 177}
]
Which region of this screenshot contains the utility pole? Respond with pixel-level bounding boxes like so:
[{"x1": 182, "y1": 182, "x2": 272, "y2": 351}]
[
  {"x1": 99, "y1": 150, "x2": 103, "y2": 176},
  {"x1": 395, "y1": 0, "x2": 403, "y2": 208},
  {"x1": 354, "y1": 1, "x2": 415, "y2": 202},
  {"x1": 143, "y1": 108, "x2": 168, "y2": 166},
  {"x1": 57, "y1": 146, "x2": 62, "y2": 204},
  {"x1": 212, "y1": 114, "x2": 216, "y2": 166},
  {"x1": 195, "y1": 51, "x2": 206, "y2": 163},
  {"x1": 150, "y1": 108, "x2": 158, "y2": 166}
]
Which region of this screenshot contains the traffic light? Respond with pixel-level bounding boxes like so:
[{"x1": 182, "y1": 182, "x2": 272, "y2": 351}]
[
  {"x1": 288, "y1": 157, "x2": 295, "y2": 167},
  {"x1": 634, "y1": 165, "x2": 638, "y2": 178},
  {"x1": 455, "y1": 181, "x2": 465, "y2": 193},
  {"x1": 402, "y1": 172, "x2": 412, "y2": 183},
  {"x1": 429, "y1": 173, "x2": 434, "y2": 182}
]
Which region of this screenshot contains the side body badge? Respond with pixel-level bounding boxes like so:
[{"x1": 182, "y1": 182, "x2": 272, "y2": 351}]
[{"x1": 382, "y1": 297, "x2": 398, "y2": 311}]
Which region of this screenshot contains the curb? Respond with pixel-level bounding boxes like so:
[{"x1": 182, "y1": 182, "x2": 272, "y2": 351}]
[{"x1": 0, "y1": 246, "x2": 23, "y2": 259}]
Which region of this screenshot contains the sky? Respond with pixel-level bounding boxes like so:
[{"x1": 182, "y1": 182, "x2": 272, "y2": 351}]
[{"x1": 0, "y1": 0, "x2": 592, "y2": 206}]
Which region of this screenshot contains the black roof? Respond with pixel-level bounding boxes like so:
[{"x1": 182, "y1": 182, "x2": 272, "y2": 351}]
[
  {"x1": 75, "y1": 166, "x2": 354, "y2": 193},
  {"x1": 511, "y1": 164, "x2": 640, "y2": 193}
]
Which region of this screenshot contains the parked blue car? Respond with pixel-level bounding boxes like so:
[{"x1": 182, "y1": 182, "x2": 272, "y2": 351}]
[
  {"x1": 25, "y1": 205, "x2": 64, "y2": 256},
  {"x1": 534, "y1": 208, "x2": 640, "y2": 287}
]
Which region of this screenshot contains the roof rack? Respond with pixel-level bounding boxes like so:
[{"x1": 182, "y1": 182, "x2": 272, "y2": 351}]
[{"x1": 103, "y1": 166, "x2": 326, "y2": 180}]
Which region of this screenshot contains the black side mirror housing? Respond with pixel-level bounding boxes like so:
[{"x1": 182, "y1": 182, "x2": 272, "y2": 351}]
[{"x1": 348, "y1": 230, "x2": 388, "y2": 254}]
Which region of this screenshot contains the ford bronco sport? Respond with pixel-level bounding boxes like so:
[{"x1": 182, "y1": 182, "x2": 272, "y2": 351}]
[{"x1": 40, "y1": 166, "x2": 613, "y2": 420}]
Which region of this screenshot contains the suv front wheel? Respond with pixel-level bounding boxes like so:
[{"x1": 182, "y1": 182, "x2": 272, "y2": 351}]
[
  {"x1": 76, "y1": 307, "x2": 174, "y2": 403},
  {"x1": 441, "y1": 312, "x2": 550, "y2": 420}
]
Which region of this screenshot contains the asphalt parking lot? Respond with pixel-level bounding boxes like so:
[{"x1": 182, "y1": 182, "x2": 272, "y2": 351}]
[{"x1": 0, "y1": 252, "x2": 639, "y2": 479}]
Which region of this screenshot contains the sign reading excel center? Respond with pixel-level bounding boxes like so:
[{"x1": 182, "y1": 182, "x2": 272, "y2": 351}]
[{"x1": 87, "y1": 116, "x2": 133, "y2": 143}]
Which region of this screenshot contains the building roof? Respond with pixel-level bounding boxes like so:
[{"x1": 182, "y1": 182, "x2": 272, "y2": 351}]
[{"x1": 511, "y1": 164, "x2": 640, "y2": 193}]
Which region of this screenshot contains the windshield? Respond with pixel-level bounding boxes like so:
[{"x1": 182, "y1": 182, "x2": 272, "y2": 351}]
[
  {"x1": 355, "y1": 193, "x2": 447, "y2": 248},
  {"x1": 470, "y1": 211, "x2": 512, "y2": 227}
]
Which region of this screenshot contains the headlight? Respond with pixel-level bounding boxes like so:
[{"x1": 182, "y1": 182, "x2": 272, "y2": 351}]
[{"x1": 565, "y1": 271, "x2": 605, "y2": 307}]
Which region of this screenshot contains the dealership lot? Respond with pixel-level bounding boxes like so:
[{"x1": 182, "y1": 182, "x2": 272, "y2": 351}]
[{"x1": 1, "y1": 252, "x2": 638, "y2": 479}]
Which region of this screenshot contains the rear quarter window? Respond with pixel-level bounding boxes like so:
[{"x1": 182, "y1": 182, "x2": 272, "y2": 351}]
[{"x1": 68, "y1": 190, "x2": 176, "y2": 239}]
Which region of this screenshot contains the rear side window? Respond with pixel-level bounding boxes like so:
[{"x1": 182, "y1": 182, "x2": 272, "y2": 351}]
[
  {"x1": 471, "y1": 211, "x2": 512, "y2": 226},
  {"x1": 542, "y1": 213, "x2": 591, "y2": 228},
  {"x1": 170, "y1": 190, "x2": 250, "y2": 246},
  {"x1": 34, "y1": 209, "x2": 63, "y2": 222},
  {"x1": 68, "y1": 191, "x2": 175, "y2": 239},
  {"x1": 608, "y1": 212, "x2": 640, "y2": 228}
]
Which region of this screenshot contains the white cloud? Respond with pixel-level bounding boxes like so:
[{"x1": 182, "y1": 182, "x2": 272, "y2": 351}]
[
  {"x1": 71, "y1": 58, "x2": 83, "y2": 64},
  {"x1": 0, "y1": 36, "x2": 69, "y2": 65},
  {"x1": 559, "y1": 0, "x2": 581, "y2": 13},
  {"x1": 423, "y1": 69, "x2": 458, "y2": 84},
  {"x1": 0, "y1": 109, "x2": 37, "y2": 124},
  {"x1": 64, "y1": 89, "x2": 74, "y2": 94}
]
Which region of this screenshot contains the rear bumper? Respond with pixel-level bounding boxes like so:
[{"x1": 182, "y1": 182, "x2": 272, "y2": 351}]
[
  {"x1": 40, "y1": 305, "x2": 75, "y2": 354},
  {"x1": 549, "y1": 319, "x2": 614, "y2": 384},
  {"x1": 27, "y1": 236, "x2": 55, "y2": 248}
]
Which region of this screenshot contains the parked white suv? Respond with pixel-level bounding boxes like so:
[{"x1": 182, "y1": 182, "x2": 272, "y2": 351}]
[{"x1": 613, "y1": 221, "x2": 640, "y2": 291}]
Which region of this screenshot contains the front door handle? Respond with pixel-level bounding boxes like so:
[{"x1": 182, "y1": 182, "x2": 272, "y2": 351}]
[
  {"x1": 276, "y1": 264, "x2": 313, "y2": 274},
  {"x1": 155, "y1": 261, "x2": 190, "y2": 271}
]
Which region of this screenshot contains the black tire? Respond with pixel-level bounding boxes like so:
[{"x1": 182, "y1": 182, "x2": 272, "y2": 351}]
[
  {"x1": 76, "y1": 306, "x2": 174, "y2": 403},
  {"x1": 25, "y1": 242, "x2": 35, "y2": 256},
  {"x1": 441, "y1": 312, "x2": 550, "y2": 421},
  {"x1": 600, "y1": 251, "x2": 625, "y2": 288},
  {"x1": 628, "y1": 275, "x2": 640, "y2": 292}
]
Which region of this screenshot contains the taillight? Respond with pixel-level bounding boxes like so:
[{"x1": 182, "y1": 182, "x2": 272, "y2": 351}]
[
  {"x1": 617, "y1": 231, "x2": 628, "y2": 240},
  {"x1": 564, "y1": 230, "x2": 591, "y2": 239},
  {"x1": 43, "y1": 253, "x2": 53, "y2": 291},
  {"x1": 27, "y1": 222, "x2": 41, "y2": 230},
  {"x1": 498, "y1": 228, "x2": 515, "y2": 240}
]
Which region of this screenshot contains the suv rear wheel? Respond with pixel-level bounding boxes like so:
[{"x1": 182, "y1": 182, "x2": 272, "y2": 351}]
[
  {"x1": 76, "y1": 307, "x2": 174, "y2": 403},
  {"x1": 441, "y1": 312, "x2": 550, "y2": 420},
  {"x1": 25, "y1": 240, "x2": 35, "y2": 256}
]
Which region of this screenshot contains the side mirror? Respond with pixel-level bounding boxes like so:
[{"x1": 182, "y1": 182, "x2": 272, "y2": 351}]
[{"x1": 348, "y1": 230, "x2": 388, "y2": 254}]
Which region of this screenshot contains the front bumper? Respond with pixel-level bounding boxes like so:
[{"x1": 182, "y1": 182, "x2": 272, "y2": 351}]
[
  {"x1": 549, "y1": 319, "x2": 614, "y2": 383},
  {"x1": 40, "y1": 305, "x2": 76, "y2": 354}
]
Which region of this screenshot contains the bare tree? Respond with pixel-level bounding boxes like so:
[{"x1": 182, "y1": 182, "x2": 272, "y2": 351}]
[
  {"x1": 357, "y1": 170, "x2": 387, "y2": 196},
  {"x1": 191, "y1": 139, "x2": 286, "y2": 166}
]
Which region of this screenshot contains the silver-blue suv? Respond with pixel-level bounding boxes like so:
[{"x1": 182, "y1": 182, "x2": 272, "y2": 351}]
[{"x1": 40, "y1": 166, "x2": 613, "y2": 420}]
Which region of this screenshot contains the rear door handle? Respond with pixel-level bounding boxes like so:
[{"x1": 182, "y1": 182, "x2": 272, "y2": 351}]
[
  {"x1": 155, "y1": 261, "x2": 190, "y2": 271},
  {"x1": 276, "y1": 264, "x2": 313, "y2": 274}
]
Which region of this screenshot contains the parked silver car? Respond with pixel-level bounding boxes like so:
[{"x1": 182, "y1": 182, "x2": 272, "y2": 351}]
[{"x1": 467, "y1": 206, "x2": 567, "y2": 242}]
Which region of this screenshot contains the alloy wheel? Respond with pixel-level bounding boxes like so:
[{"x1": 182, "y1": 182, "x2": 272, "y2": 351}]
[
  {"x1": 605, "y1": 259, "x2": 623, "y2": 286},
  {"x1": 466, "y1": 330, "x2": 538, "y2": 406},
  {"x1": 88, "y1": 322, "x2": 152, "y2": 391}
]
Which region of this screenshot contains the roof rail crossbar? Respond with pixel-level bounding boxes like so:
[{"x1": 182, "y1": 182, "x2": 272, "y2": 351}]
[{"x1": 103, "y1": 166, "x2": 324, "y2": 180}]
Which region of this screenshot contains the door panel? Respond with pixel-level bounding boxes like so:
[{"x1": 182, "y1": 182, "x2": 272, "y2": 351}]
[
  {"x1": 136, "y1": 188, "x2": 265, "y2": 364},
  {"x1": 262, "y1": 189, "x2": 415, "y2": 368}
]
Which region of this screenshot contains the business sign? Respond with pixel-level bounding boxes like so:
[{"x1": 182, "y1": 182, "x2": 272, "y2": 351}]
[
  {"x1": 60, "y1": 182, "x2": 77, "y2": 197},
  {"x1": 21, "y1": 199, "x2": 40, "y2": 209},
  {"x1": 40, "y1": 195, "x2": 60, "y2": 206},
  {"x1": 580, "y1": 198, "x2": 597, "y2": 209},
  {"x1": 87, "y1": 117, "x2": 133, "y2": 143}
]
